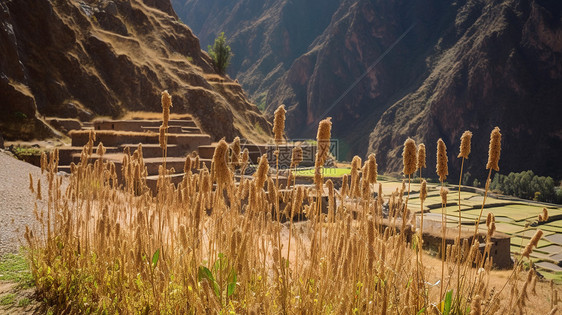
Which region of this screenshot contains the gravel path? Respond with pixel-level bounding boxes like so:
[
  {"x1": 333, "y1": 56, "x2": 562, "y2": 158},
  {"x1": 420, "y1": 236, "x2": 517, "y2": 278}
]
[{"x1": 0, "y1": 150, "x2": 53, "y2": 256}]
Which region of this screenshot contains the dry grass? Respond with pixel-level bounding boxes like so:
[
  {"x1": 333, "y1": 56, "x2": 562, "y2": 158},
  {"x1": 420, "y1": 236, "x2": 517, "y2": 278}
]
[
  {"x1": 69, "y1": 130, "x2": 158, "y2": 137},
  {"x1": 23, "y1": 120, "x2": 560, "y2": 314},
  {"x1": 94, "y1": 111, "x2": 194, "y2": 121}
]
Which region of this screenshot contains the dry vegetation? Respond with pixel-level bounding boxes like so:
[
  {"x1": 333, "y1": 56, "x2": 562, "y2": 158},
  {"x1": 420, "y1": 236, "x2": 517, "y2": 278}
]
[{"x1": 22, "y1": 97, "x2": 560, "y2": 314}]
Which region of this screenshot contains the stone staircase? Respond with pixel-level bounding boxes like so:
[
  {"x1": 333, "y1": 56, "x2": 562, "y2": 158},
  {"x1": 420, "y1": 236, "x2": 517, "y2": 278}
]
[
  {"x1": 58, "y1": 118, "x2": 212, "y2": 190},
  {"x1": 58, "y1": 118, "x2": 302, "y2": 194}
]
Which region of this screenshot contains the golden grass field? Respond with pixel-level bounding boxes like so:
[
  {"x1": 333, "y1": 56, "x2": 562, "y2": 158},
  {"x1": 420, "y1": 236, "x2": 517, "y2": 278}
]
[{"x1": 21, "y1": 100, "x2": 561, "y2": 314}]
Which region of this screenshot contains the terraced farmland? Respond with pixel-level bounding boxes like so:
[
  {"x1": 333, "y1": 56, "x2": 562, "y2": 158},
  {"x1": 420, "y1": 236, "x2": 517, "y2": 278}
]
[{"x1": 401, "y1": 180, "x2": 562, "y2": 283}]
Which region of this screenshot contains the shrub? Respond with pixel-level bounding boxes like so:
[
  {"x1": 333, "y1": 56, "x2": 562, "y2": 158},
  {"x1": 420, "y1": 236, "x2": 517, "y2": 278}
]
[
  {"x1": 473, "y1": 178, "x2": 481, "y2": 188},
  {"x1": 208, "y1": 32, "x2": 232, "y2": 75},
  {"x1": 555, "y1": 188, "x2": 562, "y2": 204},
  {"x1": 462, "y1": 171, "x2": 472, "y2": 186}
]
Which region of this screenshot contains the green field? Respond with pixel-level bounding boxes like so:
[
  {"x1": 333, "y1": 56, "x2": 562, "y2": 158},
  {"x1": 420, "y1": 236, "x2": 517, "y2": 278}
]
[
  {"x1": 293, "y1": 167, "x2": 351, "y2": 177},
  {"x1": 400, "y1": 180, "x2": 562, "y2": 282}
]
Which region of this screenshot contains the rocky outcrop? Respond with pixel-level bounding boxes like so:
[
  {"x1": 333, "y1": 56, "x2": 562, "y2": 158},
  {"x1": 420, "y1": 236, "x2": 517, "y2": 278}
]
[
  {"x1": 368, "y1": 0, "x2": 562, "y2": 180},
  {"x1": 0, "y1": 0, "x2": 271, "y2": 142},
  {"x1": 175, "y1": 0, "x2": 562, "y2": 179}
]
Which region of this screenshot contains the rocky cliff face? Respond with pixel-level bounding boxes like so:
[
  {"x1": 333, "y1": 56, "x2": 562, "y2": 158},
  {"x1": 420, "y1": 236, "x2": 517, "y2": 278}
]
[
  {"x1": 174, "y1": 0, "x2": 562, "y2": 179},
  {"x1": 0, "y1": 0, "x2": 271, "y2": 142},
  {"x1": 368, "y1": 0, "x2": 562, "y2": 180}
]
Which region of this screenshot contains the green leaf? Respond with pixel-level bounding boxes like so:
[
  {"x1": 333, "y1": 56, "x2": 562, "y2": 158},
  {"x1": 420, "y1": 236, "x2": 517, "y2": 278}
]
[
  {"x1": 416, "y1": 307, "x2": 426, "y2": 315},
  {"x1": 443, "y1": 289, "x2": 453, "y2": 315},
  {"x1": 198, "y1": 266, "x2": 219, "y2": 297},
  {"x1": 227, "y1": 269, "x2": 237, "y2": 297},
  {"x1": 151, "y1": 249, "x2": 160, "y2": 268},
  {"x1": 227, "y1": 282, "x2": 236, "y2": 297},
  {"x1": 198, "y1": 266, "x2": 214, "y2": 283}
]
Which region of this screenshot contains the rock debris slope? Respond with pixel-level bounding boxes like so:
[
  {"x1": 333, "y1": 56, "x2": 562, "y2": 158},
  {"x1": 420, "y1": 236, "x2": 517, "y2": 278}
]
[{"x1": 0, "y1": 0, "x2": 271, "y2": 143}]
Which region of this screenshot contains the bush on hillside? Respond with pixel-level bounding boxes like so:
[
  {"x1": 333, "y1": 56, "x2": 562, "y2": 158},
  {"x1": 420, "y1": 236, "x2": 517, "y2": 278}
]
[{"x1": 208, "y1": 32, "x2": 232, "y2": 75}]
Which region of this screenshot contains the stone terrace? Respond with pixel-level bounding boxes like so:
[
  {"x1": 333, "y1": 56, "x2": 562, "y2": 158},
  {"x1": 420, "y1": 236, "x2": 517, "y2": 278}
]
[
  {"x1": 58, "y1": 118, "x2": 298, "y2": 193},
  {"x1": 59, "y1": 118, "x2": 212, "y2": 190}
]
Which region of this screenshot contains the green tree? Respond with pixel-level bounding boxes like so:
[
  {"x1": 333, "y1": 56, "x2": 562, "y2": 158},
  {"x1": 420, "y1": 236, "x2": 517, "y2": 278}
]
[
  {"x1": 208, "y1": 32, "x2": 232, "y2": 75},
  {"x1": 488, "y1": 170, "x2": 558, "y2": 203}
]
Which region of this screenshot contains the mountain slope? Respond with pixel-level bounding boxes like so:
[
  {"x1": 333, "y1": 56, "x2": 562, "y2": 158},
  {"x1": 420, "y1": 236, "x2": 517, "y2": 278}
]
[
  {"x1": 172, "y1": 0, "x2": 342, "y2": 109},
  {"x1": 368, "y1": 0, "x2": 562, "y2": 180},
  {"x1": 0, "y1": 0, "x2": 271, "y2": 142},
  {"x1": 174, "y1": 0, "x2": 562, "y2": 179}
]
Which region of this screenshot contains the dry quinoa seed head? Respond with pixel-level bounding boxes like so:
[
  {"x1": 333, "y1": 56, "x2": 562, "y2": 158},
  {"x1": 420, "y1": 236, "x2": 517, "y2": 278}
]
[
  {"x1": 29, "y1": 173, "x2": 34, "y2": 193},
  {"x1": 212, "y1": 139, "x2": 232, "y2": 186},
  {"x1": 458, "y1": 130, "x2": 472, "y2": 159},
  {"x1": 291, "y1": 146, "x2": 303, "y2": 167},
  {"x1": 530, "y1": 229, "x2": 543, "y2": 247},
  {"x1": 314, "y1": 164, "x2": 323, "y2": 189},
  {"x1": 231, "y1": 137, "x2": 241, "y2": 165},
  {"x1": 184, "y1": 156, "x2": 192, "y2": 173},
  {"x1": 488, "y1": 222, "x2": 496, "y2": 238},
  {"x1": 341, "y1": 174, "x2": 349, "y2": 197},
  {"x1": 161, "y1": 90, "x2": 173, "y2": 109},
  {"x1": 402, "y1": 138, "x2": 417, "y2": 175},
  {"x1": 273, "y1": 105, "x2": 286, "y2": 145},
  {"x1": 470, "y1": 295, "x2": 482, "y2": 315},
  {"x1": 440, "y1": 186, "x2": 449, "y2": 205},
  {"x1": 161, "y1": 90, "x2": 172, "y2": 128},
  {"x1": 159, "y1": 125, "x2": 167, "y2": 149},
  {"x1": 542, "y1": 208, "x2": 549, "y2": 221},
  {"x1": 522, "y1": 229, "x2": 544, "y2": 258},
  {"x1": 232, "y1": 136, "x2": 241, "y2": 154},
  {"x1": 316, "y1": 117, "x2": 332, "y2": 167},
  {"x1": 36, "y1": 179, "x2": 41, "y2": 200},
  {"x1": 486, "y1": 127, "x2": 501, "y2": 171},
  {"x1": 241, "y1": 148, "x2": 249, "y2": 167},
  {"x1": 367, "y1": 153, "x2": 377, "y2": 184},
  {"x1": 436, "y1": 138, "x2": 448, "y2": 182},
  {"x1": 254, "y1": 154, "x2": 269, "y2": 189},
  {"x1": 417, "y1": 143, "x2": 426, "y2": 170},
  {"x1": 420, "y1": 180, "x2": 427, "y2": 202}
]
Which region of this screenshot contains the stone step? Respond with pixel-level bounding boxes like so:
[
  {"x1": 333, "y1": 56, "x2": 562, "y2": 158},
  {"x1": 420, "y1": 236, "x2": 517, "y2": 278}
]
[
  {"x1": 169, "y1": 119, "x2": 197, "y2": 128},
  {"x1": 58, "y1": 146, "x2": 119, "y2": 165},
  {"x1": 197, "y1": 144, "x2": 217, "y2": 159},
  {"x1": 181, "y1": 126, "x2": 202, "y2": 134},
  {"x1": 198, "y1": 144, "x2": 262, "y2": 163},
  {"x1": 70, "y1": 152, "x2": 124, "y2": 165},
  {"x1": 70, "y1": 130, "x2": 160, "y2": 147},
  {"x1": 141, "y1": 126, "x2": 184, "y2": 133},
  {"x1": 58, "y1": 165, "x2": 71, "y2": 174},
  {"x1": 133, "y1": 157, "x2": 212, "y2": 176},
  {"x1": 93, "y1": 119, "x2": 196, "y2": 132},
  {"x1": 119, "y1": 143, "x2": 183, "y2": 158},
  {"x1": 145, "y1": 173, "x2": 186, "y2": 194},
  {"x1": 168, "y1": 134, "x2": 212, "y2": 151},
  {"x1": 64, "y1": 154, "x2": 212, "y2": 177}
]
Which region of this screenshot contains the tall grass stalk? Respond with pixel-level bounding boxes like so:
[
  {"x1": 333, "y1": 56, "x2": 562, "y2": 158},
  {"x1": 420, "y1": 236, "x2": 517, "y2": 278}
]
[{"x1": 455, "y1": 130, "x2": 471, "y2": 313}]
